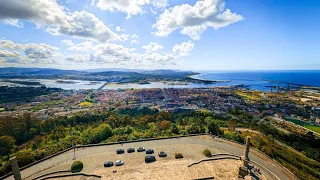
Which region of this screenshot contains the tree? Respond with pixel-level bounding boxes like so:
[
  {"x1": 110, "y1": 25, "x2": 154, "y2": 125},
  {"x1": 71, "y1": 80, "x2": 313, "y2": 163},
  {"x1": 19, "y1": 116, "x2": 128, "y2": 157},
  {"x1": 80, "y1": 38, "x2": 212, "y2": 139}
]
[
  {"x1": 171, "y1": 123, "x2": 179, "y2": 134},
  {"x1": 207, "y1": 122, "x2": 221, "y2": 135},
  {"x1": 136, "y1": 116, "x2": 149, "y2": 128},
  {"x1": 203, "y1": 149, "x2": 212, "y2": 157},
  {"x1": 156, "y1": 111, "x2": 171, "y2": 122},
  {"x1": 160, "y1": 120, "x2": 171, "y2": 130},
  {"x1": 119, "y1": 115, "x2": 131, "y2": 126},
  {"x1": 186, "y1": 124, "x2": 200, "y2": 134},
  {"x1": 106, "y1": 115, "x2": 119, "y2": 128},
  {"x1": 71, "y1": 161, "x2": 83, "y2": 172},
  {"x1": 92, "y1": 124, "x2": 113, "y2": 143},
  {"x1": 0, "y1": 136, "x2": 16, "y2": 156},
  {"x1": 227, "y1": 120, "x2": 236, "y2": 132},
  {"x1": 15, "y1": 151, "x2": 35, "y2": 167},
  {"x1": 80, "y1": 124, "x2": 113, "y2": 144}
]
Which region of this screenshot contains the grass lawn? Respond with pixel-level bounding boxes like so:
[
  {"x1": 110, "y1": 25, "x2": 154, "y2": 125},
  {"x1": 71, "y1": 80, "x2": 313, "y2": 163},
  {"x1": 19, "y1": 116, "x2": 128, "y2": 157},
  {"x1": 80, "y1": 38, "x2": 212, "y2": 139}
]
[
  {"x1": 235, "y1": 91, "x2": 260, "y2": 101},
  {"x1": 79, "y1": 101, "x2": 92, "y2": 107},
  {"x1": 286, "y1": 118, "x2": 320, "y2": 134},
  {"x1": 286, "y1": 118, "x2": 309, "y2": 126},
  {"x1": 304, "y1": 125, "x2": 320, "y2": 134}
]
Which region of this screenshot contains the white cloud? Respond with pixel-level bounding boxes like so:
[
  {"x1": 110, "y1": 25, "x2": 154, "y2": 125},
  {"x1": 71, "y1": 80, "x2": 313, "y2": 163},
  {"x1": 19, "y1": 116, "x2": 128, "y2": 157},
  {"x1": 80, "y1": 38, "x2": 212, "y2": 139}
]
[
  {"x1": 150, "y1": 0, "x2": 168, "y2": 9},
  {"x1": 62, "y1": 40, "x2": 94, "y2": 51},
  {"x1": 63, "y1": 40, "x2": 181, "y2": 66},
  {"x1": 131, "y1": 34, "x2": 139, "y2": 39},
  {"x1": 0, "y1": 50, "x2": 20, "y2": 57},
  {"x1": 142, "y1": 42, "x2": 163, "y2": 52},
  {"x1": 65, "y1": 54, "x2": 94, "y2": 62},
  {"x1": 0, "y1": 0, "x2": 66, "y2": 25},
  {"x1": 115, "y1": 26, "x2": 125, "y2": 32},
  {"x1": 61, "y1": 40, "x2": 73, "y2": 46},
  {"x1": 4, "y1": 19, "x2": 24, "y2": 28},
  {"x1": 180, "y1": 26, "x2": 207, "y2": 41},
  {"x1": 94, "y1": 0, "x2": 168, "y2": 19},
  {"x1": 64, "y1": 42, "x2": 134, "y2": 63},
  {"x1": 46, "y1": 11, "x2": 121, "y2": 42},
  {"x1": 172, "y1": 41, "x2": 194, "y2": 56},
  {"x1": 0, "y1": 40, "x2": 60, "y2": 63},
  {"x1": 137, "y1": 52, "x2": 176, "y2": 65},
  {"x1": 150, "y1": 8, "x2": 157, "y2": 15},
  {"x1": 131, "y1": 40, "x2": 139, "y2": 45},
  {"x1": 24, "y1": 44, "x2": 59, "y2": 58},
  {"x1": 0, "y1": 0, "x2": 122, "y2": 42},
  {"x1": 153, "y1": 0, "x2": 243, "y2": 40}
]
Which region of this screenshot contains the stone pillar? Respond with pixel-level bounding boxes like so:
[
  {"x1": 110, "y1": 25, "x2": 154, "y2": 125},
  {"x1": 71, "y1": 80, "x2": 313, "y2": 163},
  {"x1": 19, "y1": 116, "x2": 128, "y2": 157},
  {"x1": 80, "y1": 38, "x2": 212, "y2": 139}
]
[
  {"x1": 10, "y1": 157, "x2": 22, "y2": 180},
  {"x1": 242, "y1": 136, "x2": 251, "y2": 167}
]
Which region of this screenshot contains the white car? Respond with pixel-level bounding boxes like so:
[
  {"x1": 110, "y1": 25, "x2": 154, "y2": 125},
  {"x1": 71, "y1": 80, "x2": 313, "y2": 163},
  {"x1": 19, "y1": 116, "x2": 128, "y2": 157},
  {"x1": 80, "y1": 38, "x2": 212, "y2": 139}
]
[
  {"x1": 115, "y1": 160, "x2": 124, "y2": 166},
  {"x1": 137, "y1": 147, "x2": 145, "y2": 152}
]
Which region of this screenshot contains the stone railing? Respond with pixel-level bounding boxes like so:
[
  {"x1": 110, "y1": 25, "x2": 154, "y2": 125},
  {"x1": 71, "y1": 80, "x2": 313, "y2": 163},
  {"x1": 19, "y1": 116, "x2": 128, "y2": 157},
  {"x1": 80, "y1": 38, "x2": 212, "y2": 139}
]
[{"x1": 0, "y1": 133, "x2": 206, "y2": 179}]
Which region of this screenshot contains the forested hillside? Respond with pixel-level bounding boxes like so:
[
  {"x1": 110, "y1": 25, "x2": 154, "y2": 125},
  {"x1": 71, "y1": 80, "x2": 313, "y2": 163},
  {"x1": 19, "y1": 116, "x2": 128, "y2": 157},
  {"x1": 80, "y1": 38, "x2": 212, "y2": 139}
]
[{"x1": 0, "y1": 108, "x2": 320, "y2": 179}]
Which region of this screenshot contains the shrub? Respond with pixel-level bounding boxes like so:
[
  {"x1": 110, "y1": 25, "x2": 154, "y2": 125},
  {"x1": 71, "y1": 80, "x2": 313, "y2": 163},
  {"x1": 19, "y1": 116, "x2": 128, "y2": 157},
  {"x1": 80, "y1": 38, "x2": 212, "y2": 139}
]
[
  {"x1": 15, "y1": 152, "x2": 35, "y2": 167},
  {"x1": 203, "y1": 149, "x2": 212, "y2": 157},
  {"x1": 0, "y1": 136, "x2": 16, "y2": 156},
  {"x1": 71, "y1": 161, "x2": 83, "y2": 172},
  {"x1": 175, "y1": 153, "x2": 184, "y2": 159}
]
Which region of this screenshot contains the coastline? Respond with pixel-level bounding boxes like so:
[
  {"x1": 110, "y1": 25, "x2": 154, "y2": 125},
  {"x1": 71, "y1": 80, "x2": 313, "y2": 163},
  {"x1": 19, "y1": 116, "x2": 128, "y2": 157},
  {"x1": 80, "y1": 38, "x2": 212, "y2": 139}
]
[{"x1": 188, "y1": 73, "x2": 231, "y2": 83}]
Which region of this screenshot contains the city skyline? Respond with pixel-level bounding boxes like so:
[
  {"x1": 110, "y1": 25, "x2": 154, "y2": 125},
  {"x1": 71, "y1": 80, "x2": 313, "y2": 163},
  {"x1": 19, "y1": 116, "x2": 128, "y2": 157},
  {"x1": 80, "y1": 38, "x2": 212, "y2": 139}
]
[{"x1": 0, "y1": 0, "x2": 320, "y2": 70}]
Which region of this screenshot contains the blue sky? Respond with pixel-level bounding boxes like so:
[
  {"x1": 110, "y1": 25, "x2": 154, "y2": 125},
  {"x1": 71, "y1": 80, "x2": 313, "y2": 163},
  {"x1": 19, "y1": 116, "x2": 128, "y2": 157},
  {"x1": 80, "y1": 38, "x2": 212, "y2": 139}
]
[{"x1": 0, "y1": 0, "x2": 319, "y2": 70}]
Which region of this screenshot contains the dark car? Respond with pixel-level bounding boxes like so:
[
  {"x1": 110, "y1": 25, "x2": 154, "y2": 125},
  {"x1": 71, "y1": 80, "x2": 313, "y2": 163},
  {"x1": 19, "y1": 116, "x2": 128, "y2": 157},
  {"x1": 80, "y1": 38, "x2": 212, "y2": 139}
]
[
  {"x1": 127, "y1": 148, "x2": 135, "y2": 153},
  {"x1": 158, "y1": 151, "x2": 167, "y2": 157},
  {"x1": 145, "y1": 155, "x2": 156, "y2": 163},
  {"x1": 104, "y1": 161, "x2": 114, "y2": 167},
  {"x1": 146, "y1": 149, "x2": 154, "y2": 154},
  {"x1": 137, "y1": 147, "x2": 145, "y2": 152},
  {"x1": 116, "y1": 149, "x2": 125, "y2": 154},
  {"x1": 175, "y1": 153, "x2": 184, "y2": 159}
]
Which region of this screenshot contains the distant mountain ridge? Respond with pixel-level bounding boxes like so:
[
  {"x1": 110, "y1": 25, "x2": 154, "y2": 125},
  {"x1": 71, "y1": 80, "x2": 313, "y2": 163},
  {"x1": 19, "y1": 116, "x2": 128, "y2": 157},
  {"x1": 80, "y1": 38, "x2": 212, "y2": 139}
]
[
  {"x1": 0, "y1": 67, "x2": 195, "y2": 76},
  {"x1": 0, "y1": 67, "x2": 201, "y2": 83},
  {"x1": 0, "y1": 67, "x2": 82, "y2": 75}
]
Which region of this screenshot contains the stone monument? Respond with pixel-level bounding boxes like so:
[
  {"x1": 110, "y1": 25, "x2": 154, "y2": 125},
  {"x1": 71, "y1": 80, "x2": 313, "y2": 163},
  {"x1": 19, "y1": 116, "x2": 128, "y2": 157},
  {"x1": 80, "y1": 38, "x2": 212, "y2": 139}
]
[
  {"x1": 242, "y1": 136, "x2": 251, "y2": 167},
  {"x1": 10, "y1": 157, "x2": 22, "y2": 180},
  {"x1": 239, "y1": 136, "x2": 251, "y2": 178}
]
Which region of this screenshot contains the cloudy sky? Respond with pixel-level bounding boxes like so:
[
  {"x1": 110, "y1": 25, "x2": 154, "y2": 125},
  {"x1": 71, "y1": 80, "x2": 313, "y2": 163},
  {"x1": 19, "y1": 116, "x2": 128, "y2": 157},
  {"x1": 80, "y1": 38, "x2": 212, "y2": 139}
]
[{"x1": 0, "y1": 0, "x2": 319, "y2": 70}]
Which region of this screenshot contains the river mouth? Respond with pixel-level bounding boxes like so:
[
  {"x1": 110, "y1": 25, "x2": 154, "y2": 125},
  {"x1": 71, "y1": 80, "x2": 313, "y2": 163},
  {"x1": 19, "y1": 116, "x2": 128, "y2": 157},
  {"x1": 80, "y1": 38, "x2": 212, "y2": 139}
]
[
  {"x1": 1, "y1": 77, "x2": 297, "y2": 92},
  {"x1": 0, "y1": 78, "x2": 237, "y2": 90},
  {"x1": 0, "y1": 79, "x2": 105, "y2": 90}
]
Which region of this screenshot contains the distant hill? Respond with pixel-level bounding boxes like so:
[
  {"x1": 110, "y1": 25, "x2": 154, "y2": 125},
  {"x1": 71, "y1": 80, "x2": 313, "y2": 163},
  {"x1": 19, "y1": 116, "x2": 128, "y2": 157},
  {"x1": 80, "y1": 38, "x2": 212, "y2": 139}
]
[
  {"x1": 0, "y1": 67, "x2": 81, "y2": 75},
  {"x1": 0, "y1": 67, "x2": 45, "y2": 75},
  {"x1": 21, "y1": 69, "x2": 81, "y2": 75},
  {"x1": 0, "y1": 67, "x2": 201, "y2": 83}
]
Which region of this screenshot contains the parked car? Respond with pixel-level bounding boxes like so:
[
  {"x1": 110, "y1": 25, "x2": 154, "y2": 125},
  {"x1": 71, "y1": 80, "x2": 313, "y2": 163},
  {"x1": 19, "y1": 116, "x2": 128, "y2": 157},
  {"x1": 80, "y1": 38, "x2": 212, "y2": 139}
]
[
  {"x1": 104, "y1": 161, "x2": 114, "y2": 167},
  {"x1": 146, "y1": 149, "x2": 154, "y2": 154},
  {"x1": 137, "y1": 147, "x2": 145, "y2": 152},
  {"x1": 116, "y1": 149, "x2": 125, "y2": 154},
  {"x1": 158, "y1": 151, "x2": 167, "y2": 157},
  {"x1": 127, "y1": 148, "x2": 135, "y2": 153},
  {"x1": 115, "y1": 160, "x2": 124, "y2": 166},
  {"x1": 175, "y1": 153, "x2": 184, "y2": 159},
  {"x1": 145, "y1": 155, "x2": 156, "y2": 163}
]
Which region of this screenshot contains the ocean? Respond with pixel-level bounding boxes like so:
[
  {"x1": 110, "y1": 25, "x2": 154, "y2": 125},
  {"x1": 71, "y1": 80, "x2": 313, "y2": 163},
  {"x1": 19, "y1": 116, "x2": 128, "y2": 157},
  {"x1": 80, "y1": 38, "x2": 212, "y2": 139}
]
[
  {"x1": 1, "y1": 71, "x2": 319, "y2": 91},
  {"x1": 197, "y1": 70, "x2": 320, "y2": 91}
]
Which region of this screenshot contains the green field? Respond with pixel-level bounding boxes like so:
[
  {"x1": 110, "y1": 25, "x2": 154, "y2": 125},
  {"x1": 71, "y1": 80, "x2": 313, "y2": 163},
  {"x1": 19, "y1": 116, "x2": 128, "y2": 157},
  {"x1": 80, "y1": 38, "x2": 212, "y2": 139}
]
[
  {"x1": 286, "y1": 118, "x2": 320, "y2": 134},
  {"x1": 286, "y1": 118, "x2": 309, "y2": 125},
  {"x1": 304, "y1": 125, "x2": 320, "y2": 134}
]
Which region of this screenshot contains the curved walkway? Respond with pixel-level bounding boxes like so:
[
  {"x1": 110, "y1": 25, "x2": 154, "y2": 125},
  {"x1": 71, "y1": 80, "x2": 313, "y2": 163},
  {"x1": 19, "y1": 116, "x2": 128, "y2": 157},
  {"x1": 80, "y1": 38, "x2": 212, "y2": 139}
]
[{"x1": 4, "y1": 135, "x2": 296, "y2": 180}]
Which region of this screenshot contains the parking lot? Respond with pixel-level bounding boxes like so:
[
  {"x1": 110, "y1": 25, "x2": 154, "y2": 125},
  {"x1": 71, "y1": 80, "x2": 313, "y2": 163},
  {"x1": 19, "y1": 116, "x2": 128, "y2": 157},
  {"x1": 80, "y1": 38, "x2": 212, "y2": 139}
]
[{"x1": 6, "y1": 135, "x2": 296, "y2": 180}]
